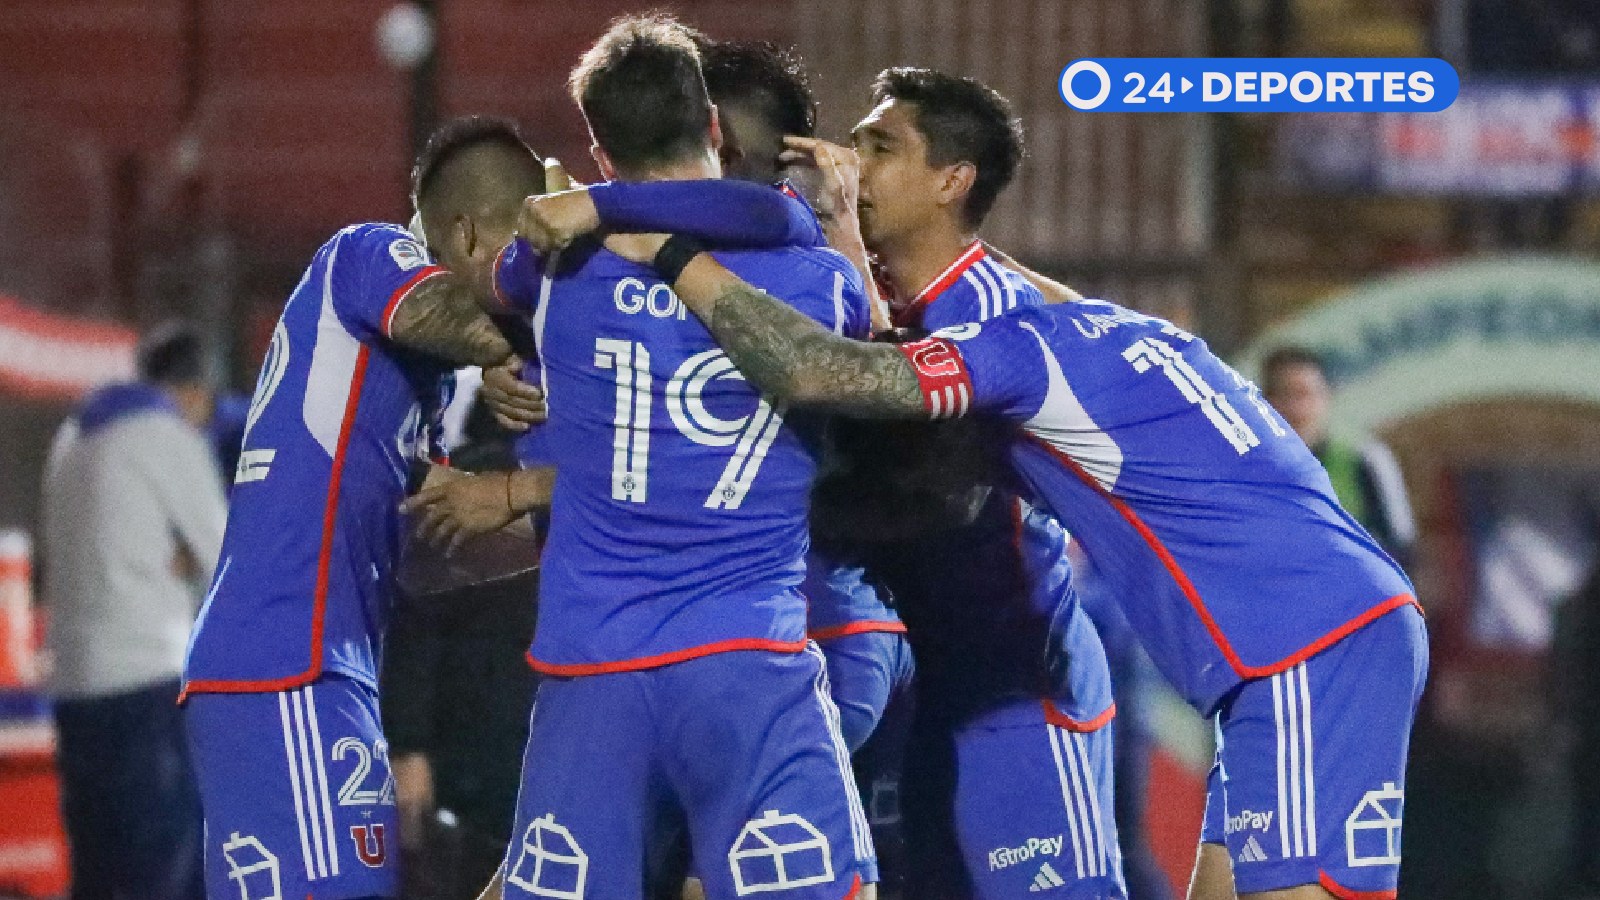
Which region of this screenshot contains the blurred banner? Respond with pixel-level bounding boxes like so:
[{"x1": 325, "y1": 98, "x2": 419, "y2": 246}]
[
  {"x1": 1238, "y1": 256, "x2": 1600, "y2": 440},
  {"x1": 1280, "y1": 81, "x2": 1600, "y2": 196},
  {"x1": 0, "y1": 294, "x2": 135, "y2": 403}
]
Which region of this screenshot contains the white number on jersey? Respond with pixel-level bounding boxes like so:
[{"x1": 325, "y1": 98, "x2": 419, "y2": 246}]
[
  {"x1": 595, "y1": 338, "x2": 653, "y2": 502},
  {"x1": 1123, "y1": 334, "x2": 1262, "y2": 454},
  {"x1": 333, "y1": 737, "x2": 396, "y2": 807},
  {"x1": 234, "y1": 320, "x2": 290, "y2": 484},
  {"x1": 596, "y1": 339, "x2": 785, "y2": 509}
]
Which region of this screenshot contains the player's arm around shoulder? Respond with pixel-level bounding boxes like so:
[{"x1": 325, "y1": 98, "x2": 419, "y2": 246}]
[
  {"x1": 386, "y1": 273, "x2": 515, "y2": 368},
  {"x1": 608, "y1": 232, "x2": 924, "y2": 418}
]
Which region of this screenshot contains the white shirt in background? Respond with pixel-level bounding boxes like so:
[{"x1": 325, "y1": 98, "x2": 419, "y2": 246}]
[{"x1": 40, "y1": 405, "x2": 226, "y2": 699}]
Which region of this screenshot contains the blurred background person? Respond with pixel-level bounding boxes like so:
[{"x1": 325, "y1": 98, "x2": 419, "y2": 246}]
[
  {"x1": 38, "y1": 321, "x2": 224, "y2": 900},
  {"x1": 1262, "y1": 345, "x2": 1418, "y2": 567}
]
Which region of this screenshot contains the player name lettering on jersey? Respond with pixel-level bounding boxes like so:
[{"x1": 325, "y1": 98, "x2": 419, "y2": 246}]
[
  {"x1": 614, "y1": 277, "x2": 689, "y2": 320},
  {"x1": 1070, "y1": 307, "x2": 1154, "y2": 340}
]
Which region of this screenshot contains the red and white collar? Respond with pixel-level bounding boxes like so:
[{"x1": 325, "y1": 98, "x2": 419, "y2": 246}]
[{"x1": 893, "y1": 240, "x2": 987, "y2": 327}]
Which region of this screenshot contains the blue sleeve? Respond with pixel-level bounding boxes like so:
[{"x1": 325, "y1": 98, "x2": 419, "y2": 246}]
[
  {"x1": 839, "y1": 264, "x2": 872, "y2": 340},
  {"x1": 589, "y1": 179, "x2": 825, "y2": 248},
  {"x1": 330, "y1": 224, "x2": 448, "y2": 341},
  {"x1": 491, "y1": 238, "x2": 546, "y2": 314},
  {"x1": 721, "y1": 250, "x2": 868, "y2": 335}
]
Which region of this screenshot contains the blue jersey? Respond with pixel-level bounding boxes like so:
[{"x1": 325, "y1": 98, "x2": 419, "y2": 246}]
[
  {"x1": 802, "y1": 553, "x2": 903, "y2": 639},
  {"x1": 871, "y1": 243, "x2": 1113, "y2": 726},
  {"x1": 495, "y1": 237, "x2": 871, "y2": 674},
  {"x1": 896, "y1": 300, "x2": 1418, "y2": 712},
  {"x1": 184, "y1": 223, "x2": 453, "y2": 696}
]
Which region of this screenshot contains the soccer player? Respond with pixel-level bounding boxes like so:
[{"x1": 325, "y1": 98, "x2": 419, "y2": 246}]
[
  {"x1": 520, "y1": 66, "x2": 1123, "y2": 898},
  {"x1": 829, "y1": 69, "x2": 1121, "y2": 900},
  {"x1": 482, "y1": 18, "x2": 876, "y2": 900},
  {"x1": 698, "y1": 39, "x2": 913, "y2": 760},
  {"x1": 180, "y1": 118, "x2": 544, "y2": 900},
  {"x1": 593, "y1": 218, "x2": 1429, "y2": 900}
]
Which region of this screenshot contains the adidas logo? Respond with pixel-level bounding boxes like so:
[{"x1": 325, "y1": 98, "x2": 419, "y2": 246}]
[
  {"x1": 1029, "y1": 862, "x2": 1067, "y2": 891},
  {"x1": 1237, "y1": 835, "x2": 1270, "y2": 864}
]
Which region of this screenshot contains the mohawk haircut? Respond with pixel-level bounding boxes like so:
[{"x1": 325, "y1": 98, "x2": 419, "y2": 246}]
[
  {"x1": 701, "y1": 40, "x2": 817, "y2": 139},
  {"x1": 410, "y1": 116, "x2": 535, "y2": 208},
  {"x1": 568, "y1": 14, "x2": 713, "y2": 174},
  {"x1": 872, "y1": 67, "x2": 1024, "y2": 228}
]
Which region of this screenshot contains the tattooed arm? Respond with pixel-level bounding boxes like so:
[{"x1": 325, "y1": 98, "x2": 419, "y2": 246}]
[
  {"x1": 387, "y1": 274, "x2": 515, "y2": 367},
  {"x1": 654, "y1": 246, "x2": 925, "y2": 419}
]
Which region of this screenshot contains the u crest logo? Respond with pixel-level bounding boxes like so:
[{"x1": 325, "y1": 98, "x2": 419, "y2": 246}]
[{"x1": 350, "y1": 824, "x2": 387, "y2": 868}]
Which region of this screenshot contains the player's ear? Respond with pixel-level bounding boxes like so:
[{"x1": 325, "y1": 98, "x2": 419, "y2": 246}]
[
  {"x1": 452, "y1": 215, "x2": 476, "y2": 258},
  {"x1": 708, "y1": 104, "x2": 723, "y2": 154},
  {"x1": 938, "y1": 162, "x2": 978, "y2": 210},
  {"x1": 591, "y1": 143, "x2": 616, "y2": 182}
]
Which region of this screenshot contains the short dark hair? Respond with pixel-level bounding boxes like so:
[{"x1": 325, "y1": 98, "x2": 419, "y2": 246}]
[
  {"x1": 137, "y1": 320, "x2": 205, "y2": 384},
  {"x1": 701, "y1": 40, "x2": 817, "y2": 139},
  {"x1": 1261, "y1": 345, "x2": 1327, "y2": 385},
  {"x1": 410, "y1": 115, "x2": 535, "y2": 209},
  {"x1": 569, "y1": 14, "x2": 713, "y2": 174},
  {"x1": 871, "y1": 67, "x2": 1024, "y2": 228}
]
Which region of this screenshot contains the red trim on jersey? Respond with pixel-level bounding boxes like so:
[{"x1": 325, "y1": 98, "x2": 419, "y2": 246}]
[
  {"x1": 841, "y1": 874, "x2": 864, "y2": 899},
  {"x1": 1318, "y1": 872, "x2": 1397, "y2": 900},
  {"x1": 180, "y1": 347, "x2": 373, "y2": 702},
  {"x1": 490, "y1": 240, "x2": 518, "y2": 311},
  {"x1": 893, "y1": 240, "x2": 986, "y2": 327},
  {"x1": 380, "y1": 266, "x2": 448, "y2": 337},
  {"x1": 1026, "y1": 435, "x2": 1420, "y2": 681},
  {"x1": 894, "y1": 338, "x2": 974, "y2": 419},
  {"x1": 1042, "y1": 698, "x2": 1117, "y2": 733},
  {"x1": 526, "y1": 637, "x2": 809, "y2": 677},
  {"x1": 808, "y1": 620, "x2": 908, "y2": 642}
]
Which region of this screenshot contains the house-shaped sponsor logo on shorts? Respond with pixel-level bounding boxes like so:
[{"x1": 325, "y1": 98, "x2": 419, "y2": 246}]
[
  {"x1": 508, "y1": 813, "x2": 589, "y2": 899},
  {"x1": 1345, "y1": 782, "x2": 1404, "y2": 867},
  {"x1": 222, "y1": 832, "x2": 281, "y2": 900},
  {"x1": 728, "y1": 809, "x2": 834, "y2": 895}
]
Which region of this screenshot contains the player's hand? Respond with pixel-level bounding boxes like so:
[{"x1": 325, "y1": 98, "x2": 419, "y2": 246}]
[
  {"x1": 391, "y1": 752, "x2": 434, "y2": 851},
  {"x1": 481, "y1": 356, "x2": 545, "y2": 432},
  {"x1": 543, "y1": 156, "x2": 579, "y2": 193},
  {"x1": 603, "y1": 232, "x2": 671, "y2": 265},
  {"x1": 403, "y1": 471, "x2": 520, "y2": 554},
  {"x1": 519, "y1": 189, "x2": 600, "y2": 254},
  {"x1": 780, "y1": 136, "x2": 863, "y2": 235}
]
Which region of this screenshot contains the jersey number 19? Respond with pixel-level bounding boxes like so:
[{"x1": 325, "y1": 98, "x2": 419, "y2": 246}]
[{"x1": 594, "y1": 338, "x2": 785, "y2": 510}]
